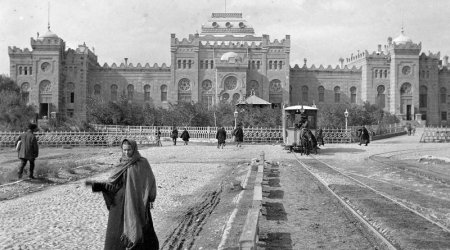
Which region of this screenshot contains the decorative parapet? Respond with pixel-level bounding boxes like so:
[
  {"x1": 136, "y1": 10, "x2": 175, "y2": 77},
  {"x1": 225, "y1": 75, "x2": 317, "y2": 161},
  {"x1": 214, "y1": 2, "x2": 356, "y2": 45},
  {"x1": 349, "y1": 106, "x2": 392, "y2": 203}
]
[
  {"x1": 30, "y1": 37, "x2": 64, "y2": 47},
  {"x1": 419, "y1": 51, "x2": 440, "y2": 60},
  {"x1": 95, "y1": 62, "x2": 170, "y2": 71},
  {"x1": 290, "y1": 64, "x2": 361, "y2": 72},
  {"x1": 8, "y1": 46, "x2": 32, "y2": 55}
]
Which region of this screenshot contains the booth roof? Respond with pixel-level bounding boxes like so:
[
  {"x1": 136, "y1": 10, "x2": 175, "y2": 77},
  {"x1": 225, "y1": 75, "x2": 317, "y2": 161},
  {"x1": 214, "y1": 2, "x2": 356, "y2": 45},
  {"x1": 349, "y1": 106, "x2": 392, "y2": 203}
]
[{"x1": 284, "y1": 105, "x2": 318, "y2": 110}]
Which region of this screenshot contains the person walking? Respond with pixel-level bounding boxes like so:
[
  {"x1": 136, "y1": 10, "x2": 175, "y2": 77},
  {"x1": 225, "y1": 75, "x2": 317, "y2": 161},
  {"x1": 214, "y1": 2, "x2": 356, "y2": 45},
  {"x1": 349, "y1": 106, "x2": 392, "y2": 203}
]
[
  {"x1": 155, "y1": 128, "x2": 162, "y2": 147},
  {"x1": 171, "y1": 127, "x2": 178, "y2": 146},
  {"x1": 216, "y1": 126, "x2": 227, "y2": 149},
  {"x1": 315, "y1": 128, "x2": 325, "y2": 147},
  {"x1": 86, "y1": 139, "x2": 159, "y2": 250},
  {"x1": 16, "y1": 123, "x2": 39, "y2": 179},
  {"x1": 233, "y1": 124, "x2": 244, "y2": 147},
  {"x1": 357, "y1": 125, "x2": 370, "y2": 146},
  {"x1": 180, "y1": 128, "x2": 190, "y2": 145}
]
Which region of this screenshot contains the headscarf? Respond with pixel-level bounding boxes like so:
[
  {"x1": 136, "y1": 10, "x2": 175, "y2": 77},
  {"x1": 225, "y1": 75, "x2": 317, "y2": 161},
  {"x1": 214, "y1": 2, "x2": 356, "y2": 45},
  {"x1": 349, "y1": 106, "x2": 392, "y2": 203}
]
[{"x1": 105, "y1": 139, "x2": 156, "y2": 249}]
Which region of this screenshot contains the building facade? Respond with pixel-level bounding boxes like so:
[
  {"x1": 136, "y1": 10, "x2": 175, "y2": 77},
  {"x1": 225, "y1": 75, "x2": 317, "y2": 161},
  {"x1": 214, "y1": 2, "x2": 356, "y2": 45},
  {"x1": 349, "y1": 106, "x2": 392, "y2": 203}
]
[{"x1": 8, "y1": 13, "x2": 450, "y2": 125}]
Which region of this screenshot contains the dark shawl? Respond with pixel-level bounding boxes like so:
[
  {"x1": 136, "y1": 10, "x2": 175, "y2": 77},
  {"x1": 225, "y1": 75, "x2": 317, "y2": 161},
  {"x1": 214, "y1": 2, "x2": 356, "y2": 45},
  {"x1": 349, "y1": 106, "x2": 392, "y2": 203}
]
[
  {"x1": 16, "y1": 130, "x2": 39, "y2": 159},
  {"x1": 358, "y1": 127, "x2": 370, "y2": 144},
  {"x1": 216, "y1": 128, "x2": 227, "y2": 143},
  {"x1": 92, "y1": 139, "x2": 158, "y2": 249},
  {"x1": 233, "y1": 127, "x2": 244, "y2": 142},
  {"x1": 180, "y1": 130, "x2": 190, "y2": 141}
]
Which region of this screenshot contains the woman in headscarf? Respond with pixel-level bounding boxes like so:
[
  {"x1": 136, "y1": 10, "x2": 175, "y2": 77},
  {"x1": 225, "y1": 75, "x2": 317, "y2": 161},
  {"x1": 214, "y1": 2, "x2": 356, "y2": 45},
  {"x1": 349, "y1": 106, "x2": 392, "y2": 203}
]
[{"x1": 86, "y1": 139, "x2": 158, "y2": 250}]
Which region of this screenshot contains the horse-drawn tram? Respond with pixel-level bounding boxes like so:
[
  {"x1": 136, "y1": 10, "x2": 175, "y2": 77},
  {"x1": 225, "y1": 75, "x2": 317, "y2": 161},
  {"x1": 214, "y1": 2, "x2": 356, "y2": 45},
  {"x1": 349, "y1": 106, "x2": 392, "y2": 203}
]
[{"x1": 283, "y1": 105, "x2": 319, "y2": 154}]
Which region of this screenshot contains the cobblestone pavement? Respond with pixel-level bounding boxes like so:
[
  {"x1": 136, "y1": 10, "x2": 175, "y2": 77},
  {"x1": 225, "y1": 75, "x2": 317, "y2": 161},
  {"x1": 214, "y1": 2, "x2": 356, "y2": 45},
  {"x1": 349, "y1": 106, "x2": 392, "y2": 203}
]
[{"x1": 0, "y1": 143, "x2": 283, "y2": 249}]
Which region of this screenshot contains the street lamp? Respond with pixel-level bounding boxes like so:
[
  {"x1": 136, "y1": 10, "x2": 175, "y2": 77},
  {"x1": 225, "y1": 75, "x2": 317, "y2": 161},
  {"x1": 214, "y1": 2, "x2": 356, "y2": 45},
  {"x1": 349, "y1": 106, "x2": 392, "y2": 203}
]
[
  {"x1": 234, "y1": 109, "x2": 239, "y2": 129},
  {"x1": 344, "y1": 109, "x2": 349, "y2": 130}
]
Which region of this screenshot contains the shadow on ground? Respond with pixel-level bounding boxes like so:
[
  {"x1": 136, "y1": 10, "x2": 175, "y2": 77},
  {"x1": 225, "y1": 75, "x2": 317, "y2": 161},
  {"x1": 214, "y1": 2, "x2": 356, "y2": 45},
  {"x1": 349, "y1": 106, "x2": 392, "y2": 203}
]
[{"x1": 315, "y1": 147, "x2": 366, "y2": 155}]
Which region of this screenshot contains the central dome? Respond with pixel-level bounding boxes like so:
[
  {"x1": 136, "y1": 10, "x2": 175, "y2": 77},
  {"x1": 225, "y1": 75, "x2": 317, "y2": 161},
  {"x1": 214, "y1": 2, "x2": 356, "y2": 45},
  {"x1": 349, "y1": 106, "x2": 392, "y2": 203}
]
[
  {"x1": 393, "y1": 29, "x2": 412, "y2": 45},
  {"x1": 221, "y1": 52, "x2": 239, "y2": 61},
  {"x1": 40, "y1": 29, "x2": 59, "y2": 39}
]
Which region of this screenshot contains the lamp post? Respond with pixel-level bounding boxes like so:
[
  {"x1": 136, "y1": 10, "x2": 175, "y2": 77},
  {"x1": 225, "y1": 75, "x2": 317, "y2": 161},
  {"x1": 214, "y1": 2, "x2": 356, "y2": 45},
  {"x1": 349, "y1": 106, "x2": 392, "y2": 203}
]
[
  {"x1": 344, "y1": 109, "x2": 349, "y2": 130},
  {"x1": 234, "y1": 109, "x2": 239, "y2": 129}
]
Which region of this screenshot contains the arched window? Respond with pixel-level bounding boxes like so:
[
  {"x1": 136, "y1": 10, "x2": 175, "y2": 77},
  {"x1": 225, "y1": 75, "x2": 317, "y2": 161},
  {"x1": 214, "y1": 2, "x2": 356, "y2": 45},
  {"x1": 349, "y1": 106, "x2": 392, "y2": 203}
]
[
  {"x1": 374, "y1": 70, "x2": 378, "y2": 78},
  {"x1": 210, "y1": 60, "x2": 214, "y2": 68},
  {"x1": 24, "y1": 67, "x2": 28, "y2": 75},
  {"x1": 177, "y1": 60, "x2": 181, "y2": 69},
  {"x1": 205, "y1": 60, "x2": 209, "y2": 69},
  {"x1": 160, "y1": 85, "x2": 167, "y2": 102},
  {"x1": 302, "y1": 85, "x2": 309, "y2": 103},
  {"x1": 21, "y1": 82, "x2": 30, "y2": 103},
  {"x1": 247, "y1": 80, "x2": 259, "y2": 96},
  {"x1": 350, "y1": 86, "x2": 357, "y2": 104},
  {"x1": 111, "y1": 85, "x2": 118, "y2": 101},
  {"x1": 19, "y1": 67, "x2": 22, "y2": 75},
  {"x1": 334, "y1": 86, "x2": 341, "y2": 103},
  {"x1": 127, "y1": 84, "x2": 134, "y2": 101},
  {"x1": 66, "y1": 82, "x2": 75, "y2": 104},
  {"x1": 29, "y1": 67, "x2": 32, "y2": 75},
  {"x1": 144, "y1": 84, "x2": 151, "y2": 102},
  {"x1": 441, "y1": 87, "x2": 447, "y2": 104},
  {"x1": 269, "y1": 61, "x2": 272, "y2": 70},
  {"x1": 419, "y1": 86, "x2": 427, "y2": 108},
  {"x1": 376, "y1": 85, "x2": 385, "y2": 108},
  {"x1": 94, "y1": 84, "x2": 101, "y2": 96},
  {"x1": 232, "y1": 93, "x2": 240, "y2": 104},
  {"x1": 269, "y1": 79, "x2": 282, "y2": 104},
  {"x1": 252, "y1": 61, "x2": 255, "y2": 69},
  {"x1": 225, "y1": 76, "x2": 238, "y2": 91},
  {"x1": 384, "y1": 70, "x2": 387, "y2": 78},
  {"x1": 188, "y1": 60, "x2": 192, "y2": 69},
  {"x1": 274, "y1": 60, "x2": 278, "y2": 70},
  {"x1": 256, "y1": 61, "x2": 260, "y2": 70},
  {"x1": 182, "y1": 60, "x2": 186, "y2": 69},
  {"x1": 201, "y1": 80, "x2": 213, "y2": 109},
  {"x1": 178, "y1": 78, "x2": 191, "y2": 103},
  {"x1": 279, "y1": 61, "x2": 283, "y2": 70},
  {"x1": 200, "y1": 60, "x2": 203, "y2": 69},
  {"x1": 317, "y1": 86, "x2": 325, "y2": 102}
]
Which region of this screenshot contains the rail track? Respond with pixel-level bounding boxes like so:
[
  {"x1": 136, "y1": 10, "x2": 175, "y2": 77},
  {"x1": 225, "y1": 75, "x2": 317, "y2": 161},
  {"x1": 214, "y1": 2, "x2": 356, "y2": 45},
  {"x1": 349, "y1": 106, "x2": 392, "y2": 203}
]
[{"x1": 293, "y1": 149, "x2": 450, "y2": 249}]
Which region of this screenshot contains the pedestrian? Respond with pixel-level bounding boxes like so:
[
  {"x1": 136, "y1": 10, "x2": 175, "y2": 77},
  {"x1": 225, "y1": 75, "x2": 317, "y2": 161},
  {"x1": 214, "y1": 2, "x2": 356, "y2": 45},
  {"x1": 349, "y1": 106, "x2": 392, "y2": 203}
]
[
  {"x1": 315, "y1": 128, "x2": 325, "y2": 147},
  {"x1": 171, "y1": 127, "x2": 178, "y2": 145},
  {"x1": 233, "y1": 124, "x2": 244, "y2": 147},
  {"x1": 16, "y1": 123, "x2": 39, "y2": 179},
  {"x1": 155, "y1": 128, "x2": 162, "y2": 147},
  {"x1": 180, "y1": 128, "x2": 190, "y2": 145},
  {"x1": 357, "y1": 125, "x2": 370, "y2": 146},
  {"x1": 85, "y1": 139, "x2": 159, "y2": 250},
  {"x1": 216, "y1": 126, "x2": 227, "y2": 149}
]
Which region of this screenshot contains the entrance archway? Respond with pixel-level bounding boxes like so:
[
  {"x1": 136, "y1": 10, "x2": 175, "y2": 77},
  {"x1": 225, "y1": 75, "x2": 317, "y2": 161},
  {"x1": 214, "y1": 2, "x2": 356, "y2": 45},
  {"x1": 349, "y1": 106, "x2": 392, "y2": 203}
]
[
  {"x1": 400, "y1": 82, "x2": 412, "y2": 120},
  {"x1": 39, "y1": 80, "x2": 52, "y2": 118}
]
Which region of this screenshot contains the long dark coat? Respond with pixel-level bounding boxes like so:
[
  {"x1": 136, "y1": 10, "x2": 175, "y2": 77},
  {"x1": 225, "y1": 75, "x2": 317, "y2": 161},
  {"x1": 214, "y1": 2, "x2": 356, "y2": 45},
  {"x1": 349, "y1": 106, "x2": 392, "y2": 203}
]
[
  {"x1": 358, "y1": 127, "x2": 370, "y2": 145},
  {"x1": 180, "y1": 130, "x2": 190, "y2": 141},
  {"x1": 233, "y1": 127, "x2": 244, "y2": 142},
  {"x1": 16, "y1": 130, "x2": 39, "y2": 160},
  {"x1": 216, "y1": 128, "x2": 227, "y2": 144},
  {"x1": 171, "y1": 129, "x2": 178, "y2": 139}
]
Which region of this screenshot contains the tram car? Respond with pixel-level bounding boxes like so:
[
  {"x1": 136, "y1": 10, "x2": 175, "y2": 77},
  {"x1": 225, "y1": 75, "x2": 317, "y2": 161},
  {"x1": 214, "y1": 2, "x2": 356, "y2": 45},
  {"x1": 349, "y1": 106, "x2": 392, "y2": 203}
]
[{"x1": 283, "y1": 105, "x2": 319, "y2": 155}]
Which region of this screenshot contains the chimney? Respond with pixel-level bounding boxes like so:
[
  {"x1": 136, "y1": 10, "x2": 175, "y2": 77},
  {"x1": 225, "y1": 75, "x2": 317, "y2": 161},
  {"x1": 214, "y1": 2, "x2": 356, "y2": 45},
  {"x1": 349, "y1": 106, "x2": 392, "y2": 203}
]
[
  {"x1": 303, "y1": 58, "x2": 307, "y2": 66},
  {"x1": 124, "y1": 58, "x2": 128, "y2": 67},
  {"x1": 444, "y1": 56, "x2": 449, "y2": 67},
  {"x1": 339, "y1": 57, "x2": 344, "y2": 68}
]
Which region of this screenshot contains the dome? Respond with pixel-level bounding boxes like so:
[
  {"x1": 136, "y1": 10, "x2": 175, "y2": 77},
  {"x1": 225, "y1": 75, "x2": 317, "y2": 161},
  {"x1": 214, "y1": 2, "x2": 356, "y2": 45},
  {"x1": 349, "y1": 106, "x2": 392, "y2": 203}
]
[
  {"x1": 40, "y1": 29, "x2": 59, "y2": 39},
  {"x1": 393, "y1": 29, "x2": 412, "y2": 45},
  {"x1": 221, "y1": 52, "x2": 239, "y2": 61}
]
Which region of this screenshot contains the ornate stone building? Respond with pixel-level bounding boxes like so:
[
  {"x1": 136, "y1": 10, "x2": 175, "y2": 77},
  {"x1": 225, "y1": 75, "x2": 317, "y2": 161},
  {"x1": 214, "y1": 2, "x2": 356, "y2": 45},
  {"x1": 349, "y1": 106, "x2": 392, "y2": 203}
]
[{"x1": 8, "y1": 13, "x2": 450, "y2": 125}]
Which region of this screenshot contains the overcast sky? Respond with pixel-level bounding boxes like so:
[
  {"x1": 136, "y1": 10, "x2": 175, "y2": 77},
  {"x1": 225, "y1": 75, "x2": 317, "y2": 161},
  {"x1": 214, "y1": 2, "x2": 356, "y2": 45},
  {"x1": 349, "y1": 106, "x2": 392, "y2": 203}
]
[{"x1": 1, "y1": 0, "x2": 450, "y2": 75}]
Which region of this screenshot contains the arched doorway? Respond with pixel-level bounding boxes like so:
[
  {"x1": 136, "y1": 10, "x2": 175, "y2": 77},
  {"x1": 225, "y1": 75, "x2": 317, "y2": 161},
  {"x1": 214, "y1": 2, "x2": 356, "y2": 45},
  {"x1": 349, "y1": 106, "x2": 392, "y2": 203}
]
[
  {"x1": 39, "y1": 80, "x2": 52, "y2": 118},
  {"x1": 400, "y1": 82, "x2": 412, "y2": 120}
]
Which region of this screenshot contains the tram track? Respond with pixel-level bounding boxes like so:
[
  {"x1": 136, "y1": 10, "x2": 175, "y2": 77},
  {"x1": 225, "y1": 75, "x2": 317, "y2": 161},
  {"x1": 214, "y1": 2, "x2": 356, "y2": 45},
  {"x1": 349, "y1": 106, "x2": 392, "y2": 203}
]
[{"x1": 293, "y1": 150, "x2": 450, "y2": 249}]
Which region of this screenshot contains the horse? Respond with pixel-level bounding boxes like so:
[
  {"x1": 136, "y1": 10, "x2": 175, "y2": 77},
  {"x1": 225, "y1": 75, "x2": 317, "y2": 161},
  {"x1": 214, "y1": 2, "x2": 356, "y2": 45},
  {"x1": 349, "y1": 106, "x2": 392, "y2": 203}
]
[{"x1": 299, "y1": 128, "x2": 318, "y2": 155}]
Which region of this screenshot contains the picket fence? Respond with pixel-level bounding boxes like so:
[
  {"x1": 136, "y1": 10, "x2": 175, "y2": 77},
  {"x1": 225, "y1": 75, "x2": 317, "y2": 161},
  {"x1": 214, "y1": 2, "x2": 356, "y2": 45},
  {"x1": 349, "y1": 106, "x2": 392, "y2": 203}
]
[
  {"x1": 0, "y1": 123, "x2": 405, "y2": 148},
  {"x1": 420, "y1": 127, "x2": 450, "y2": 143}
]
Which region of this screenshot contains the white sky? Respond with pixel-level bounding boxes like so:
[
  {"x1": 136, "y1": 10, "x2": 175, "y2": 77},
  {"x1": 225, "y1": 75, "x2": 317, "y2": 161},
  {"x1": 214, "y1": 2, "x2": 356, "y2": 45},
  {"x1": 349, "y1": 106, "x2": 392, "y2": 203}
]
[{"x1": 1, "y1": 0, "x2": 450, "y2": 75}]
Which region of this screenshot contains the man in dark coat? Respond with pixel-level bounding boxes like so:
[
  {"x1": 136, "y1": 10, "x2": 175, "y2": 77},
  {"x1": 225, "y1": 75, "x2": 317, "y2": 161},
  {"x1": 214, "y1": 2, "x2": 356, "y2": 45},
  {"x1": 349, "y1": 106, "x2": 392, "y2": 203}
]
[
  {"x1": 86, "y1": 139, "x2": 159, "y2": 250},
  {"x1": 216, "y1": 127, "x2": 227, "y2": 149},
  {"x1": 233, "y1": 124, "x2": 244, "y2": 147},
  {"x1": 358, "y1": 125, "x2": 370, "y2": 146},
  {"x1": 171, "y1": 127, "x2": 178, "y2": 145},
  {"x1": 180, "y1": 128, "x2": 190, "y2": 145},
  {"x1": 16, "y1": 123, "x2": 39, "y2": 179},
  {"x1": 315, "y1": 128, "x2": 325, "y2": 147}
]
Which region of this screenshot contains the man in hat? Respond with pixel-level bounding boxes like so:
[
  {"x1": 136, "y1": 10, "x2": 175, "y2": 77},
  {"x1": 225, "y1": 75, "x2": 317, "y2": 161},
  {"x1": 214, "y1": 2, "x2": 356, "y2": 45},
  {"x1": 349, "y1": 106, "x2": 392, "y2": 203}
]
[
  {"x1": 16, "y1": 123, "x2": 39, "y2": 179},
  {"x1": 233, "y1": 124, "x2": 244, "y2": 147}
]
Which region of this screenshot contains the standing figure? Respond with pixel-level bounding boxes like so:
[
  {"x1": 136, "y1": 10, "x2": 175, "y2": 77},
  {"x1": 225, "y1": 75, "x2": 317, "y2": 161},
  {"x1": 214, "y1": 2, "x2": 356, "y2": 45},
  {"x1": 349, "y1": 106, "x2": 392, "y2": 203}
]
[
  {"x1": 86, "y1": 139, "x2": 159, "y2": 250},
  {"x1": 315, "y1": 128, "x2": 325, "y2": 147},
  {"x1": 357, "y1": 125, "x2": 370, "y2": 146},
  {"x1": 216, "y1": 126, "x2": 227, "y2": 149},
  {"x1": 233, "y1": 124, "x2": 244, "y2": 147},
  {"x1": 180, "y1": 128, "x2": 190, "y2": 145},
  {"x1": 16, "y1": 123, "x2": 39, "y2": 179},
  {"x1": 155, "y1": 128, "x2": 162, "y2": 147},
  {"x1": 171, "y1": 127, "x2": 178, "y2": 145}
]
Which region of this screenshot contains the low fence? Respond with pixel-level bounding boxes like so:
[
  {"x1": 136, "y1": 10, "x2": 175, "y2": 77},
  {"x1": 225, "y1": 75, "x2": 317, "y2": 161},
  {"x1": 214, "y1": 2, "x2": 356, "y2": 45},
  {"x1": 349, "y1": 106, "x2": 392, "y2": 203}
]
[
  {"x1": 420, "y1": 127, "x2": 450, "y2": 143},
  {"x1": 0, "y1": 131, "x2": 156, "y2": 148},
  {"x1": 0, "y1": 123, "x2": 406, "y2": 148}
]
